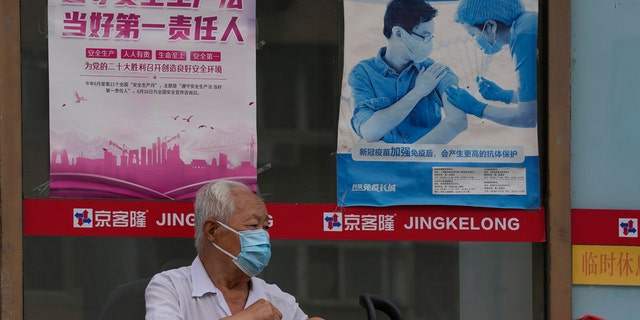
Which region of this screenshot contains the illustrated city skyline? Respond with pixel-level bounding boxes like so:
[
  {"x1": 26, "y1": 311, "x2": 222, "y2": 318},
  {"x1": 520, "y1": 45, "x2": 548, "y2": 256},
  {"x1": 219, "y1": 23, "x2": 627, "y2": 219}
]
[{"x1": 50, "y1": 135, "x2": 257, "y2": 200}]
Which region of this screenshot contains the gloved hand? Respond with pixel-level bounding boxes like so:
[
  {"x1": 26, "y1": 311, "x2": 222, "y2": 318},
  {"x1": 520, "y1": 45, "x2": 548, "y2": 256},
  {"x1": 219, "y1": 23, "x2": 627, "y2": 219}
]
[
  {"x1": 445, "y1": 85, "x2": 487, "y2": 118},
  {"x1": 477, "y1": 76, "x2": 513, "y2": 104}
]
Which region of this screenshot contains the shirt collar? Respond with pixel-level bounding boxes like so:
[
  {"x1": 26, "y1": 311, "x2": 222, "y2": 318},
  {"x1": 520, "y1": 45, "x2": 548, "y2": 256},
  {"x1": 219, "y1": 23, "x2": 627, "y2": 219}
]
[
  {"x1": 245, "y1": 278, "x2": 265, "y2": 306},
  {"x1": 374, "y1": 47, "x2": 395, "y2": 76},
  {"x1": 190, "y1": 256, "x2": 263, "y2": 302},
  {"x1": 191, "y1": 256, "x2": 218, "y2": 297}
]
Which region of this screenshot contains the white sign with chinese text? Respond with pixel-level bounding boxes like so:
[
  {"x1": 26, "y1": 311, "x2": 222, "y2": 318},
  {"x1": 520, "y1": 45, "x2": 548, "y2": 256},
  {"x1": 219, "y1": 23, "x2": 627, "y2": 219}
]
[{"x1": 48, "y1": 0, "x2": 257, "y2": 200}]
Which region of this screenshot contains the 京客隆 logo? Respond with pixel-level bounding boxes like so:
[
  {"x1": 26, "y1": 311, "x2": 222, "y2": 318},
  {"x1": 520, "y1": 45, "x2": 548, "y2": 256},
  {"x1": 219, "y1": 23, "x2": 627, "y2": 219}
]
[
  {"x1": 323, "y1": 212, "x2": 342, "y2": 231},
  {"x1": 619, "y1": 218, "x2": 638, "y2": 238},
  {"x1": 73, "y1": 208, "x2": 93, "y2": 228}
]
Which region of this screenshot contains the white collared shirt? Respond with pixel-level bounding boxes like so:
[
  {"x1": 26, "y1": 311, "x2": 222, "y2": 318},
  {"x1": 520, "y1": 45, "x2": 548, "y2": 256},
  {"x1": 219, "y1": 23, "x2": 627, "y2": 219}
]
[{"x1": 145, "y1": 256, "x2": 309, "y2": 320}]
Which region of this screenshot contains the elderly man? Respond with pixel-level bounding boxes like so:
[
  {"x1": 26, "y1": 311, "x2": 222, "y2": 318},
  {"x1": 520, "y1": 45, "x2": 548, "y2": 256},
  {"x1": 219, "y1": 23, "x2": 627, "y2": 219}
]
[{"x1": 145, "y1": 180, "x2": 324, "y2": 320}]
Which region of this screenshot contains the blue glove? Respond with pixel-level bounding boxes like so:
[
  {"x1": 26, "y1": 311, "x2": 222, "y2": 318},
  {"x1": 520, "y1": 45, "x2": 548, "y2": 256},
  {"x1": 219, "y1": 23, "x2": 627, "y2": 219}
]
[
  {"x1": 477, "y1": 76, "x2": 513, "y2": 104},
  {"x1": 445, "y1": 86, "x2": 487, "y2": 118}
]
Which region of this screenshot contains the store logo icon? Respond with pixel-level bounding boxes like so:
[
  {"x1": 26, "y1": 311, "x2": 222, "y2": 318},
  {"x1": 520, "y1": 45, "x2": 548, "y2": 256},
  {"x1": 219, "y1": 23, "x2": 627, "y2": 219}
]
[
  {"x1": 324, "y1": 212, "x2": 342, "y2": 231},
  {"x1": 74, "y1": 208, "x2": 93, "y2": 228},
  {"x1": 619, "y1": 218, "x2": 637, "y2": 238}
]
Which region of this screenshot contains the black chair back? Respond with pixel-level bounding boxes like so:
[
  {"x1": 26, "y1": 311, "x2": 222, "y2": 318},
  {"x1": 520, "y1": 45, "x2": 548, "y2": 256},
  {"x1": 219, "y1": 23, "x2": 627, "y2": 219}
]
[{"x1": 359, "y1": 293, "x2": 403, "y2": 320}]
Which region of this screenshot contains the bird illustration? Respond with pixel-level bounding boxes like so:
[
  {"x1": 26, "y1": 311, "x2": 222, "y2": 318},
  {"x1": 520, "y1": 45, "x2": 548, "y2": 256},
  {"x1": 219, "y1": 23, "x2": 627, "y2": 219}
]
[
  {"x1": 171, "y1": 115, "x2": 180, "y2": 120},
  {"x1": 74, "y1": 91, "x2": 87, "y2": 103},
  {"x1": 182, "y1": 115, "x2": 193, "y2": 122},
  {"x1": 197, "y1": 124, "x2": 215, "y2": 131}
]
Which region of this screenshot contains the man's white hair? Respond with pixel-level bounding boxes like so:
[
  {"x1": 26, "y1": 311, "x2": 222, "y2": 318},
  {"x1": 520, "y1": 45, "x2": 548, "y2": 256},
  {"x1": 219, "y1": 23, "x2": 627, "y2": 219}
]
[{"x1": 193, "y1": 180, "x2": 250, "y2": 251}]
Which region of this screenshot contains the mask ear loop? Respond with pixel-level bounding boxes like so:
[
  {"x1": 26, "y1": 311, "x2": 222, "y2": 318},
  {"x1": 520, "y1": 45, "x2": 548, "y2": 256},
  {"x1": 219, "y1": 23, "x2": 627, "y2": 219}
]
[
  {"x1": 482, "y1": 21, "x2": 497, "y2": 46},
  {"x1": 216, "y1": 221, "x2": 241, "y2": 236},
  {"x1": 211, "y1": 241, "x2": 237, "y2": 260},
  {"x1": 210, "y1": 221, "x2": 241, "y2": 260},
  {"x1": 491, "y1": 28, "x2": 497, "y2": 46}
]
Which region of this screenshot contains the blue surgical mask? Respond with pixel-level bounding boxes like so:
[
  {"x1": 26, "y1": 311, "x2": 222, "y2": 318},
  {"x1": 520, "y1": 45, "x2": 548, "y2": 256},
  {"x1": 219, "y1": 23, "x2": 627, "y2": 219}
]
[
  {"x1": 211, "y1": 221, "x2": 271, "y2": 277},
  {"x1": 401, "y1": 30, "x2": 432, "y2": 62},
  {"x1": 476, "y1": 23, "x2": 501, "y2": 55}
]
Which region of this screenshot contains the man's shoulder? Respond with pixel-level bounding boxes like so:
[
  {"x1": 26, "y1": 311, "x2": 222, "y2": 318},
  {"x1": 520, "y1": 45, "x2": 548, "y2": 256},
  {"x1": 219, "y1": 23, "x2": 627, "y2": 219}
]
[
  {"x1": 145, "y1": 266, "x2": 194, "y2": 304},
  {"x1": 351, "y1": 56, "x2": 379, "y2": 73},
  {"x1": 150, "y1": 266, "x2": 191, "y2": 286},
  {"x1": 351, "y1": 47, "x2": 387, "y2": 74}
]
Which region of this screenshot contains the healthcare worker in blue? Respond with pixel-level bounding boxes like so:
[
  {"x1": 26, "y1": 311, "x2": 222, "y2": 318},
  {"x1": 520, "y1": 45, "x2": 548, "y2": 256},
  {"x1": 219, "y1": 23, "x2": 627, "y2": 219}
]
[
  {"x1": 349, "y1": 0, "x2": 468, "y2": 144},
  {"x1": 445, "y1": 0, "x2": 538, "y2": 127}
]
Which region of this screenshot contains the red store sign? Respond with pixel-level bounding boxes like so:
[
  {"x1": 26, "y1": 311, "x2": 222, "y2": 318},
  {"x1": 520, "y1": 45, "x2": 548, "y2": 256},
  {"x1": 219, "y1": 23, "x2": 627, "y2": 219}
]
[{"x1": 24, "y1": 199, "x2": 545, "y2": 242}]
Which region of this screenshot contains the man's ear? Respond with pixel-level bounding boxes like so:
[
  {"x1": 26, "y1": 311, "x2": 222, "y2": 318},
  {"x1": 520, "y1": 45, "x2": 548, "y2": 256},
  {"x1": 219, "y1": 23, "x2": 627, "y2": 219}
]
[
  {"x1": 391, "y1": 25, "x2": 404, "y2": 38},
  {"x1": 203, "y1": 219, "x2": 218, "y2": 241}
]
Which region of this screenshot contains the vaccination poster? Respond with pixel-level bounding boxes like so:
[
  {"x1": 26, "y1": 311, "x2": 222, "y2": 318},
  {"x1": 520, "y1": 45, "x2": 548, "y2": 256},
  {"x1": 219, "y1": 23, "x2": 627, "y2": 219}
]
[
  {"x1": 48, "y1": 0, "x2": 257, "y2": 200},
  {"x1": 337, "y1": 0, "x2": 540, "y2": 209}
]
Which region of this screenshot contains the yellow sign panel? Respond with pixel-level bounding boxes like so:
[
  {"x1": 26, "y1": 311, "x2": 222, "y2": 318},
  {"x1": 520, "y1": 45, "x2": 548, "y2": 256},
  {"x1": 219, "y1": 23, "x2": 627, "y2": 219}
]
[{"x1": 573, "y1": 245, "x2": 640, "y2": 286}]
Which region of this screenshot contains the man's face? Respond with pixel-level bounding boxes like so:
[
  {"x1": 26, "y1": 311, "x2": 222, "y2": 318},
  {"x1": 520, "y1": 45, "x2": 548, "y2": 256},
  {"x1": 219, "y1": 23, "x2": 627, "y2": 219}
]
[
  {"x1": 402, "y1": 20, "x2": 435, "y2": 62},
  {"x1": 217, "y1": 188, "x2": 270, "y2": 255}
]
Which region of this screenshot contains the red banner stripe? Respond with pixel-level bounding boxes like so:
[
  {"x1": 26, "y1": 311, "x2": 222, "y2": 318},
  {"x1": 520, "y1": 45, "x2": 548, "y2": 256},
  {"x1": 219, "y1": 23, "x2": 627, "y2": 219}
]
[
  {"x1": 24, "y1": 199, "x2": 545, "y2": 242},
  {"x1": 572, "y1": 209, "x2": 640, "y2": 245}
]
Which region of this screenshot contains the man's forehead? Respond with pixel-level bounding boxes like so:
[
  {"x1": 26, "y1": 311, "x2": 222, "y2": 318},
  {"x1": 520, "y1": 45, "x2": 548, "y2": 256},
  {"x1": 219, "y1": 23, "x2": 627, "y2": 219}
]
[
  {"x1": 229, "y1": 209, "x2": 268, "y2": 226},
  {"x1": 230, "y1": 191, "x2": 267, "y2": 218}
]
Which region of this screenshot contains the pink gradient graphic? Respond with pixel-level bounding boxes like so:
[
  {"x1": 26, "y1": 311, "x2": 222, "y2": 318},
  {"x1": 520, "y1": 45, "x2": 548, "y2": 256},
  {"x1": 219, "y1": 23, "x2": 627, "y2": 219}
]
[{"x1": 50, "y1": 136, "x2": 257, "y2": 200}]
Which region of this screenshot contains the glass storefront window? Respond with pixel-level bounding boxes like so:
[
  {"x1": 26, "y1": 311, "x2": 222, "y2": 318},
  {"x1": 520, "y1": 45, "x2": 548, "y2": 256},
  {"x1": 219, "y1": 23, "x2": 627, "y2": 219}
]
[{"x1": 20, "y1": 0, "x2": 545, "y2": 319}]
